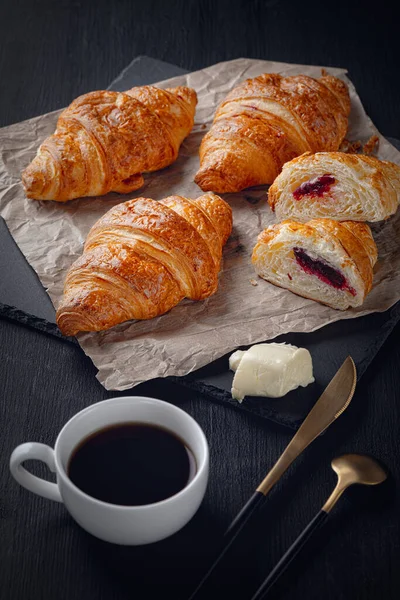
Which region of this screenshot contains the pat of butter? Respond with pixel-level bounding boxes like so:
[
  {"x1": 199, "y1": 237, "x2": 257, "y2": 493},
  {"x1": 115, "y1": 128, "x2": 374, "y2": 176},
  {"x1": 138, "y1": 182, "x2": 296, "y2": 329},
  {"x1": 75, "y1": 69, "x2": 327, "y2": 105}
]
[{"x1": 230, "y1": 343, "x2": 314, "y2": 402}]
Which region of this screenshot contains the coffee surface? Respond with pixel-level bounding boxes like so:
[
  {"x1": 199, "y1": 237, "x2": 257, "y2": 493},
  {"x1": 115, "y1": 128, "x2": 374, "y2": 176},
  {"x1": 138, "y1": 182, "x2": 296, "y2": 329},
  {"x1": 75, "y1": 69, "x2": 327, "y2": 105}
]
[{"x1": 68, "y1": 422, "x2": 196, "y2": 506}]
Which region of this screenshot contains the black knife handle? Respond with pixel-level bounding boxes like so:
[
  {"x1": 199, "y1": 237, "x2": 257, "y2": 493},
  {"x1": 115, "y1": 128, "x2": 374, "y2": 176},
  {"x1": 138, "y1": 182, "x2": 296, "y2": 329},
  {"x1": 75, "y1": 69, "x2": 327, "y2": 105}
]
[
  {"x1": 224, "y1": 490, "x2": 265, "y2": 538},
  {"x1": 250, "y1": 509, "x2": 329, "y2": 600},
  {"x1": 188, "y1": 491, "x2": 265, "y2": 599}
]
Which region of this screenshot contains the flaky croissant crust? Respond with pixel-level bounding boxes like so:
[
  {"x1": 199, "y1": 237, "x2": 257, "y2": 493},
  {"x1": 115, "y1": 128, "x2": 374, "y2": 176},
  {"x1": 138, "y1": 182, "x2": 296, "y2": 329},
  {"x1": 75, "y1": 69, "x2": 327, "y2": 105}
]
[
  {"x1": 56, "y1": 193, "x2": 232, "y2": 336},
  {"x1": 195, "y1": 72, "x2": 350, "y2": 193},
  {"x1": 22, "y1": 85, "x2": 197, "y2": 202}
]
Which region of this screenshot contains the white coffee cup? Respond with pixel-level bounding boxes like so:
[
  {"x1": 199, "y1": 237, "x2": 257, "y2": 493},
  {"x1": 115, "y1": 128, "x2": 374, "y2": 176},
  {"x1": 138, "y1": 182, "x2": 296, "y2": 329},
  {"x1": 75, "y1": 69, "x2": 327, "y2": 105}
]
[{"x1": 9, "y1": 396, "x2": 209, "y2": 546}]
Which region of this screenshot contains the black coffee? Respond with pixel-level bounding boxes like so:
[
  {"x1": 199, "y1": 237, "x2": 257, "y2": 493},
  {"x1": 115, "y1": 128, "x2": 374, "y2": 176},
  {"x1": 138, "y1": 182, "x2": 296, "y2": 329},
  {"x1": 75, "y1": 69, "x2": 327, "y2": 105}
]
[{"x1": 67, "y1": 423, "x2": 196, "y2": 506}]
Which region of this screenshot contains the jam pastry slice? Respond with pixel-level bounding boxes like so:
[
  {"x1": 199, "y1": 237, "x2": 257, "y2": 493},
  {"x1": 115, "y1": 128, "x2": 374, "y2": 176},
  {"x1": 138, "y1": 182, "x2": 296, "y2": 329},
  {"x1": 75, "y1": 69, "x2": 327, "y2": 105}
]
[
  {"x1": 252, "y1": 219, "x2": 377, "y2": 310},
  {"x1": 269, "y1": 152, "x2": 400, "y2": 222}
]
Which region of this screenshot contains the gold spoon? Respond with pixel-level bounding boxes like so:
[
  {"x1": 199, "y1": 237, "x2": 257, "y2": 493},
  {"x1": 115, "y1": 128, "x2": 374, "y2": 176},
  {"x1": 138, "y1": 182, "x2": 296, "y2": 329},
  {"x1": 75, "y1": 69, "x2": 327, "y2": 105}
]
[{"x1": 250, "y1": 454, "x2": 388, "y2": 600}]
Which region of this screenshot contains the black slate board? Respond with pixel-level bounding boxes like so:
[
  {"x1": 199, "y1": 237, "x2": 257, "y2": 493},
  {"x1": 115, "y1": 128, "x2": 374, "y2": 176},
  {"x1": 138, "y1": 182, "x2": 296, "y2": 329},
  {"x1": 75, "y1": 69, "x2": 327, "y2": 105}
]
[
  {"x1": 1, "y1": 55, "x2": 400, "y2": 430},
  {"x1": 108, "y1": 55, "x2": 187, "y2": 92}
]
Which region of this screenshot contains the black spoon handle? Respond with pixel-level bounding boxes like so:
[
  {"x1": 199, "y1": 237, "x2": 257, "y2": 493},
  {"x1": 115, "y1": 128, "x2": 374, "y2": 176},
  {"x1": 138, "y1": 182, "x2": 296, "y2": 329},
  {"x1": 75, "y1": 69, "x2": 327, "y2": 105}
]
[
  {"x1": 188, "y1": 491, "x2": 265, "y2": 599},
  {"x1": 250, "y1": 510, "x2": 329, "y2": 600}
]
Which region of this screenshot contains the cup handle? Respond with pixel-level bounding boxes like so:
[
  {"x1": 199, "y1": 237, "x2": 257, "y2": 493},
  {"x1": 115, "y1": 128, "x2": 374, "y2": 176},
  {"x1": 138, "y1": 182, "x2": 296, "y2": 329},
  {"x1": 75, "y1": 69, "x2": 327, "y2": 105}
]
[{"x1": 10, "y1": 442, "x2": 63, "y2": 502}]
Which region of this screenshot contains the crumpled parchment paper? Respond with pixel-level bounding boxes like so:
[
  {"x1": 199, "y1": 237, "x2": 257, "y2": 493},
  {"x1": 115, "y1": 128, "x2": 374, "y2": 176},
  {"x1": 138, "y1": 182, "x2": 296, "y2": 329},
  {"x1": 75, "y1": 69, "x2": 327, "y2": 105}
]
[{"x1": 1, "y1": 58, "x2": 399, "y2": 390}]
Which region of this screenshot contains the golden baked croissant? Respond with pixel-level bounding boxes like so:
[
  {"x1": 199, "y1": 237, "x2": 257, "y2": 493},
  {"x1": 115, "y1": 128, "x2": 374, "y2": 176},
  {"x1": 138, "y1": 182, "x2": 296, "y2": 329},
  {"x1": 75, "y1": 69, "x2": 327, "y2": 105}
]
[
  {"x1": 56, "y1": 193, "x2": 232, "y2": 335},
  {"x1": 269, "y1": 151, "x2": 400, "y2": 222},
  {"x1": 22, "y1": 86, "x2": 197, "y2": 202},
  {"x1": 195, "y1": 73, "x2": 350, "y2": 193},
  {"x1": 252, "y1": 219, "x2": 377, "y2": 310}
]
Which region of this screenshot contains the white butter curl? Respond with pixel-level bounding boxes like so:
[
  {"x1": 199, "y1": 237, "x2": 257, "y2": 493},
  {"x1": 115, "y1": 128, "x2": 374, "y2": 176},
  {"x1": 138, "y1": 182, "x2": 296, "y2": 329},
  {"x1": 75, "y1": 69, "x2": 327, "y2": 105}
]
[{"x1": 230, "y1": 342, "x2": 314, "y2": 402}]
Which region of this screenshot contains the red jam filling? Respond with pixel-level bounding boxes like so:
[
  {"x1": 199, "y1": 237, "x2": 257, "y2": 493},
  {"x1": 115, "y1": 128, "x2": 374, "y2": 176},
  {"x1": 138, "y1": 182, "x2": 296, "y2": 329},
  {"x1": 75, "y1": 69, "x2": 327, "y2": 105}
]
[
  {"x1": 293, "y1": 248, "x2": 356, "y2": 296},
  {"x1": 293, "y1": 174, "x2": 336, "y2": 201}
]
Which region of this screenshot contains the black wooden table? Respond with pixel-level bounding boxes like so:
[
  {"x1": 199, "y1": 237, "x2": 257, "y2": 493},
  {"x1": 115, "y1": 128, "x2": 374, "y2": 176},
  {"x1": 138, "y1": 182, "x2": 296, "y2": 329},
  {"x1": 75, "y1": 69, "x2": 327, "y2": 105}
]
[{"x1": 1, "y1": 2, "x2": 399, "y2": 599}]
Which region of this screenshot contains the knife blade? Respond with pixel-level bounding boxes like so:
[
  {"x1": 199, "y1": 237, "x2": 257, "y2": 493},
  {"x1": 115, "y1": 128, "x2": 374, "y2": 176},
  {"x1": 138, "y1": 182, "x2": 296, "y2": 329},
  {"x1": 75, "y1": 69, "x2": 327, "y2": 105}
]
[{"x1": 256, "y1": 355, "x2": 357, "y2": 496}]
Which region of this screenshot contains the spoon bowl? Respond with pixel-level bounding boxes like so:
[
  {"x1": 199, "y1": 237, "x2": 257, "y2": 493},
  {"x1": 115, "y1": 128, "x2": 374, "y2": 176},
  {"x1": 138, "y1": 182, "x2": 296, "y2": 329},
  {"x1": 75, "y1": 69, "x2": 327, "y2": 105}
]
[
  {"x1": 323, "y1": 453, "x2": 387, "y2": 513},
  {"x1": 331, "y1": 454, "x2": 387, "y2": 487}
]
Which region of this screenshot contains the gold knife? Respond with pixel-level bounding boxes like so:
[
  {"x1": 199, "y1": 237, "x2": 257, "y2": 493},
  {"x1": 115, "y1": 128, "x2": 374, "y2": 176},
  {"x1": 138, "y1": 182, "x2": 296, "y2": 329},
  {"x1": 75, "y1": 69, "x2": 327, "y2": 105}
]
[
  {"x1": 188, "y1": 356, "x2": 357, "y2": 599},
  {"x1": 255, "y1": 354, "x2": 357, "y2": 496}
]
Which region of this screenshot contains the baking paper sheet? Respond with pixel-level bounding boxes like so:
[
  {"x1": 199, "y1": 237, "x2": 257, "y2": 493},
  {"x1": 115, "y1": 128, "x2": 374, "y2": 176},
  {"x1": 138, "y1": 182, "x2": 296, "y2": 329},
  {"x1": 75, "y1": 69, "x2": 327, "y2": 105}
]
[{"x1": 1, "y1": 58, "x2": 399, "y2": 390}]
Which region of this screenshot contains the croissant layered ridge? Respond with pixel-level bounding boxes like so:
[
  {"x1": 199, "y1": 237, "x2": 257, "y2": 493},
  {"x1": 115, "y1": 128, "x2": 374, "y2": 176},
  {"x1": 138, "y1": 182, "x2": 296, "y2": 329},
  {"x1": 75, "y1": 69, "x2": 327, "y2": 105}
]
[
  {"x1": 22, "y1": 86, "x2": 197, "y2": 202},
  {"x1": 195, "y1": 73, "x2": 350, "y2": 193},
  {"x1": 56, "y1": 193, "x2": 233, "y2": 336}
]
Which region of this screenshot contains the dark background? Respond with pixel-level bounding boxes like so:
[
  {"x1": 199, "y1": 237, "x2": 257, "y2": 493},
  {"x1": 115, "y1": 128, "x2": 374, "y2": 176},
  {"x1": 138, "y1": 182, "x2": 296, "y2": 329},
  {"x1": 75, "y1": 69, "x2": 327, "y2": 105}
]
[
  {"x1": 2, "y1": 0, "x2": 399, "y2": 138},
  {"x1": 1, "y1": 1, "x2": 399, "y2": 599}
]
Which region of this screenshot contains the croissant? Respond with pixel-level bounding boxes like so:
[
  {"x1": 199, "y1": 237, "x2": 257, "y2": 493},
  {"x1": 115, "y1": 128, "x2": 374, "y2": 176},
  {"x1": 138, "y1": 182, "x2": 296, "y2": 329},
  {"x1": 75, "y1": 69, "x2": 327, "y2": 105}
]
[
  {"x1": 269, "y1": 151, "x2": 400, "y2": 222},
  {"x1": 56, "y1": 193, "x2": 232, "y2": 335},
  {"x1": 22, "y1": 85, "x2": 197, "y2": 202},
  {"x1": 194, "y1": 73, "x2": 350, "y2": 193},
  {"x1": 252, "y1": 219, "x2": 377, "y2": 310}
]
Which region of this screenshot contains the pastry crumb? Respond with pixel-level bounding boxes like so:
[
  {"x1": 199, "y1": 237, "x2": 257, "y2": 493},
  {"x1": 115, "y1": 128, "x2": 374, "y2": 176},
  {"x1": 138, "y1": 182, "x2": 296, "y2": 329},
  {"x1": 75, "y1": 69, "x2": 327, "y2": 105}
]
[
  {"x1": 250, "y1": 278, "x2": 258, "y2": 286},
  {"x1": 339, "y1": 138, "x2": 362, "y2": 154},
  {"x1": 339, "y1": 135, "x2": 379, "y2": 156},
  {"x1": 363, "y1": 135, "x2": 379, "y2": 155}
]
